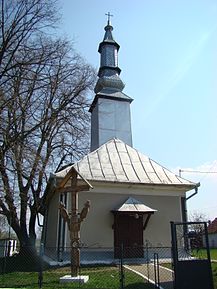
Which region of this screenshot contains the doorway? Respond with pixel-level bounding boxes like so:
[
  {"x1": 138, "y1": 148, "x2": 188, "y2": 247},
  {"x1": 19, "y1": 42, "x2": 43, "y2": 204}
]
[{"x1": 113, "y1": 212, "x2": 144, "y2": 258}]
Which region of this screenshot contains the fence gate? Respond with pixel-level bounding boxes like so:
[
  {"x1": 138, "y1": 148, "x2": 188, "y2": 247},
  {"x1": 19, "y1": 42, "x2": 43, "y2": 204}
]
[{"x1": 171, "y1": 221, "x2": 214, "y2": 289}]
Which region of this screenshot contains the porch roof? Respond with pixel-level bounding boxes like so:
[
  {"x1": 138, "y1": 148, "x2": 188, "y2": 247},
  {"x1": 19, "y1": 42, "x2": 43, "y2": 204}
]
[{"x1": 112, "y1": 197, "x2": 156, "y2": 213}]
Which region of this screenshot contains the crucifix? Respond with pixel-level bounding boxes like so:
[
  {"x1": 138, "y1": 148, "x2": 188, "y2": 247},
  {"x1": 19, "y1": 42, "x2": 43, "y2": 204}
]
[
  {"x1": 58, "y1": 168, "x2": 92, "y2": 277},
  {"x1": 105, "y1": 12, "x2": 113, "y2": 25}
]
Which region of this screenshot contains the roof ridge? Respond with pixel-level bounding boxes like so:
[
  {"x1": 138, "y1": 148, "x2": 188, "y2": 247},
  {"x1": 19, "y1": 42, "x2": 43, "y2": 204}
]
[
  {"x1": 114, "y1": 139, "x2": 129, "y2": 181},
  {"x1": 125, "y1": 143, "x2": 142, "y2": 182},
  {"x1": 105, "y1": 140, "x2": 117, "y2": 181}
]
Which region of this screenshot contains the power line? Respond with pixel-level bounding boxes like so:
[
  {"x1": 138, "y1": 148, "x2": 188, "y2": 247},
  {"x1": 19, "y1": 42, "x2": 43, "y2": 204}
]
[
  {"x1": 179, "y1": 169, "x2": 217, "y2": 174},
  {"x1": 179, "y1": 169, "x2": 217, "y2": 184}
]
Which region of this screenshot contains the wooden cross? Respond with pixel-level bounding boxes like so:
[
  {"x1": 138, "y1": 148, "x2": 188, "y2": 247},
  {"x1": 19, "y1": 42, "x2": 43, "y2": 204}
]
[
  {"x1": 58, "y1": 167, "x2": 92, "y2": 277},
  {"x1": 105, "y1": 12, "x2": 113, "y2": 25}
]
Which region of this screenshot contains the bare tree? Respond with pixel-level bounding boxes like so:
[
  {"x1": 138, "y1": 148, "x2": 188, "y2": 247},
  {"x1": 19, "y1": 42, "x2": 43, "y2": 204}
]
[
  {"x1": 0, "y1": 0, "x2": 58, "y2": 86},
  {"x1": 189, "y1": 211, "x2": 209, "y2": 230},
  {"x1": 188, "y1": 211, "x2": 209, "y2": 248},
  {"x1": 0, "y1": 0, "x2": 96, "y2": 255}
]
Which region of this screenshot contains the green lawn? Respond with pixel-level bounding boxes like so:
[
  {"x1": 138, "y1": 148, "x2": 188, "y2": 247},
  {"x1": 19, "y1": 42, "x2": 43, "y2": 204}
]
[
  {"x1": 192, "y1": 248, "x2": 217, "y2": 260},
  {"x1": 212, "y1": 263, "x2": 217, "y2": 289},
  {"x1": 0, "y1": 266, "x2": 155, "y2": 289},
  {"x1": 2, "y1": 255, "x2": 216, "y2": 289}
]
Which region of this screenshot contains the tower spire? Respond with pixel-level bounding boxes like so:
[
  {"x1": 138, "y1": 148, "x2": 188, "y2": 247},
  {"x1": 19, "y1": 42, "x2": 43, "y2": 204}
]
[
  {"x1": 94, "y1": 16, "x2": 124, "y2": 94},
  {"x1": 90, "y1": 18, "x2": 133, "y2": 151}
]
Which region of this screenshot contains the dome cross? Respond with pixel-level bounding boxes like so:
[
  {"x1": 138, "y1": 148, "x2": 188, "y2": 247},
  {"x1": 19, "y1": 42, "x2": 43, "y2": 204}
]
[{"x1": 105, "y1": 12, "x2": 113, "y2": 25}]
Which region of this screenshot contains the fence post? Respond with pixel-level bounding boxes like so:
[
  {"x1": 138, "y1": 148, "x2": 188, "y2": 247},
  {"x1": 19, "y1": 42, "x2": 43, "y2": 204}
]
[
  {"x1": 119, "y1": 243, "x2": 124, "y2": 289},
  {"x1": 154, "y1": 252, "x2": 160, "y2": 288},
  {"x1": 145, "y1": 241, "x2": 150, "y2": 282},
  {"x1": 1, "y1": 244, "x2": 7, "y2": 274},
  {"x1": 38, "y1": 242, "x2": 44, "y2": 289}
]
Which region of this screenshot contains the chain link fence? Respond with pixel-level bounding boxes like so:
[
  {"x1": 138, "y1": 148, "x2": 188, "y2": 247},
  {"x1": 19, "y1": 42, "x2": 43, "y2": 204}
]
[{"x1": 0, "y1": 244, "x2": 176, "y2": 289}]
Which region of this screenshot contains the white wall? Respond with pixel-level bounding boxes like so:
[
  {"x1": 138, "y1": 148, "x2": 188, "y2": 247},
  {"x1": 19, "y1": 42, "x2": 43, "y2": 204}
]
[
  {"x1": 45, "y1": 192, "x2": 60, "y2": 248},
  {"x1": 64, "y1": 183, "x2": 185, "y2": 247}
]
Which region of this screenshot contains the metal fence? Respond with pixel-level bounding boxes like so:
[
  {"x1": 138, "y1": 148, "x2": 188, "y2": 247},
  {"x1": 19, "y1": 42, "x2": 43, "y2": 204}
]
[
  {"x1": 0, "y1": 244, "x2": 174, "y2": 289},
  {"x1": 171, "y1": 221, "x2": 215, "y2": 289}
]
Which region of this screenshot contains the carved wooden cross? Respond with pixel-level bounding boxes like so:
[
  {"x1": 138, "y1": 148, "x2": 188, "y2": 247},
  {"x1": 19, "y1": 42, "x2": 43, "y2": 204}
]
[{"x1": 58, "y1": 167, "x2": 92, "y2": 277}]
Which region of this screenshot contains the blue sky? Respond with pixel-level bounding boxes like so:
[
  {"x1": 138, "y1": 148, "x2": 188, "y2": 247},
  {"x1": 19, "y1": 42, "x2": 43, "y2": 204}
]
[{"x1": 59, "y1": 0, "x2": 217, "y2": 220}]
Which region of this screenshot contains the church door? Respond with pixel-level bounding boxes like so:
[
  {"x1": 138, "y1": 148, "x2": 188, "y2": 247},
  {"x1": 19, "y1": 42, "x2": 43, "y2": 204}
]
[{"x1": 113, "y1": 213, "x2": 144, "y2": 258}]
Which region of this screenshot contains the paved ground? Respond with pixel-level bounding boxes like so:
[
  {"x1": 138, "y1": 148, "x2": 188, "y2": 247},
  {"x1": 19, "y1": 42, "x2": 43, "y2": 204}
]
[{"x1": 125, "y1": 263, "x2": 174, "y2": 289}]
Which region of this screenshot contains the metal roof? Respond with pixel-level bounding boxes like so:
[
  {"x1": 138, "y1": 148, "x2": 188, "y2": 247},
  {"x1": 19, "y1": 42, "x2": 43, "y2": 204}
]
[
  {"x1": 113, "y1": 197, "x2": 156, "y2": 213},
  {"x1": 54, "y1": 139, "x2": 197, "y2": 189}
]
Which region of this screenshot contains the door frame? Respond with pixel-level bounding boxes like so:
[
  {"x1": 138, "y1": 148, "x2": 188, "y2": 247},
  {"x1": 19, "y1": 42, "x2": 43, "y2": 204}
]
[{"x1": 112, "y1": 211, "x2": 146, "y2": 258}]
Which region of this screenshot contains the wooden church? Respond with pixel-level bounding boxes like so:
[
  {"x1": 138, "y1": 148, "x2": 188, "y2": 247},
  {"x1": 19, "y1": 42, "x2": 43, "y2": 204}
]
[{"x1": 43, "y1": 18, "x2": 199, "y2": 261}]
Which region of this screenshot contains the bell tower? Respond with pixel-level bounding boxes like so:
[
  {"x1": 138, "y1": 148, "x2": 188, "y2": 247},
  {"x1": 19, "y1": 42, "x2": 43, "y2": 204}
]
[{"x1": 90, "y1": 14, "x2": 133, "y2": 151}]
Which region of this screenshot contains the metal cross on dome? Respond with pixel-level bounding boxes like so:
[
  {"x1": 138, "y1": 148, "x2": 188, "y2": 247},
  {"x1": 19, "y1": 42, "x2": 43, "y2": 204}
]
[{"x1": 105, "y1": 12, "x2": 113, "y2": 25}]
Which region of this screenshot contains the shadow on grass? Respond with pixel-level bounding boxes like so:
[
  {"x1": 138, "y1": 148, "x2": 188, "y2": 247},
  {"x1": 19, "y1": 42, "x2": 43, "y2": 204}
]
[{"x1": 0, "y1": 255, "x2": 50, "y2": 273}]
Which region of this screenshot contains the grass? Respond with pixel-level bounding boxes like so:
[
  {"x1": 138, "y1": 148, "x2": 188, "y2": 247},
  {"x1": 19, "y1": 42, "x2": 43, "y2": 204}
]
[
  {"x1": 192, "y1": 248, "x2": 217, "y2": 260},
  {"x1": 2, "y1": 250, "x2": 216, "y2": 289},
  {"x1": 212, "y1": 263, "x2": 217, "y2": 289},
  {"x1": 0, "y1": 266, "x2": 155, "y2": 289},
  {"x1": 1, "y1": 262, "x2": 216, "y2": 288}
]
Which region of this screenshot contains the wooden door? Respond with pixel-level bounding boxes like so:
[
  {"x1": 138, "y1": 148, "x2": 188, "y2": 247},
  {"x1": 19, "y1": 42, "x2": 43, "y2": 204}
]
[{"x1": 114, "y1": 213, "x2": 144, "y2": 258}]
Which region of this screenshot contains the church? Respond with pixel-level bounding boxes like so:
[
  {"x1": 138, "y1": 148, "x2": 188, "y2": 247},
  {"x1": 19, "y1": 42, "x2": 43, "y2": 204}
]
[{"x1": 43, "y1": 18, "x2": 199, "y2": 261}]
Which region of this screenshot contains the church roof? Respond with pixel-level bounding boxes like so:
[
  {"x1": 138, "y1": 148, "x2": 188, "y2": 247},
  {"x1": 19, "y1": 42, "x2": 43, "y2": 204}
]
[
  {"x1": 54, "y1": 138, "x2": 198, "y2": 189},
  {"x1": 89, "y1": 89, "x2": 133, "y2": 113}
]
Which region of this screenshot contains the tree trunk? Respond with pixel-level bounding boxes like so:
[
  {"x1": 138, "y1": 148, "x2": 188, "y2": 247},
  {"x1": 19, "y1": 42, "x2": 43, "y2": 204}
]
[
  {"x1": 18, "y1": 238, "x2": 37, "y2": 257},
  {"x1": 18, "y1": 207, "x2": 38, "y2": 258},
  {"x1": 8, "y1": 211, "x2": 37, "y2": 258},
  {"x1": 17, "y1": 237, "x2": 40, "y2": 272},
  {"x1": 29, "y1": 204, "x2": 37, "y2": 247}
]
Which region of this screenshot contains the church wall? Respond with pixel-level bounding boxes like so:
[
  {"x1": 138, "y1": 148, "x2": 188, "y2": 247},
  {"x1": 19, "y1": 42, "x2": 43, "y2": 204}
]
[
  {"x1": 65, "y1": 185, "x2": 185, "y2": 248},
  {"x1": 45, "y1": 191, "x2": 60, "y2": 248},
  {"x1": 90, "y1": 104, "x2": 99, "y2": 151},
  {"x1": 143, "y1": 195, "x2": 182, "y2": 246}
]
